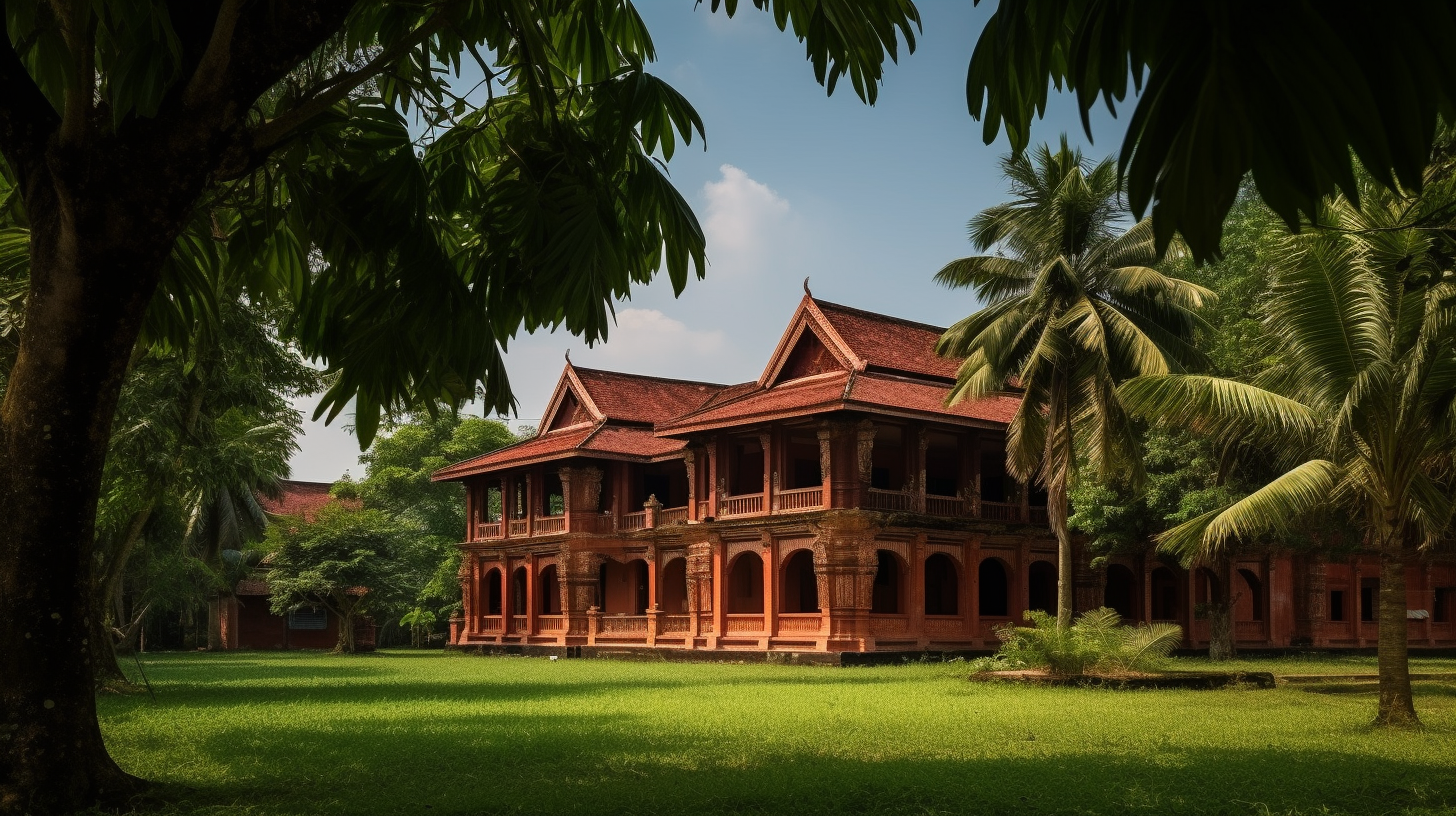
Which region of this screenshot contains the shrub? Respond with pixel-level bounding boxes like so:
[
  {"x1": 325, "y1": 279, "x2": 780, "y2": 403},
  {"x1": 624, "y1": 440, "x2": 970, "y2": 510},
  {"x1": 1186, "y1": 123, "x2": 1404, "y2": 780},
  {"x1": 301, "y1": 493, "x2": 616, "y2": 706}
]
[{"x1": 974, "y1": 608, "x2": 1182, "y2": 676}]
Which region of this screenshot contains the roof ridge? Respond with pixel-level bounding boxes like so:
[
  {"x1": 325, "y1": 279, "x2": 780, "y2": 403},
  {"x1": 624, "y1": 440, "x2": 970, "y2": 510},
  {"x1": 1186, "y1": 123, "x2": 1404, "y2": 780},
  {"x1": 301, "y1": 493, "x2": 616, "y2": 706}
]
[
  {"x1": 812, "y1": 297, "x2": 947, "y2": 334},
  {"x1": 570, "y1": 366, "x2": 728, "y2": 389}
]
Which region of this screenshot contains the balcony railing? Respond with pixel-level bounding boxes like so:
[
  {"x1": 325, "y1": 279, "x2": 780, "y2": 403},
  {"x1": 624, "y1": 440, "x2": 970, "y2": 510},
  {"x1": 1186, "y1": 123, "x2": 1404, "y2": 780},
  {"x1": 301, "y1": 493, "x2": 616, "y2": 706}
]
[
  {"x1": 659, "y1": 506, "x2": 689, "y2": 525},
  {"x1": 776, "y1": 486, "x2": 823, "y2": 511},
  {"x1": 865, "y1": 488, "x2": 912, "y2": 511},
  {"x1": 925, "y1": 495, "x2": 965, "y2": 517},
  {"x1": 474, "y1": 521, "x2": 502, "y2": 541},
  {"x1": 721, "y1": 494, "x2": 764, "y2": 517},
  {"x1": 1028, "y1": 506, "x2": 1048, "y2": 524},
  {"x1": 507, "y1": 519, "x2": 529, "y2": 536},
  {"x1": 698, "y1": 500, "x2": 710, "y2": 519},
  {"x1": 619, "y1": 510, "x2": 647, "y2": 531},
  {"x1": 533, "y1": 514, "x2": 566, "y2": 534},
  {"x1": 980, "y1": 501, "x2": 1021, "y2": 522}
]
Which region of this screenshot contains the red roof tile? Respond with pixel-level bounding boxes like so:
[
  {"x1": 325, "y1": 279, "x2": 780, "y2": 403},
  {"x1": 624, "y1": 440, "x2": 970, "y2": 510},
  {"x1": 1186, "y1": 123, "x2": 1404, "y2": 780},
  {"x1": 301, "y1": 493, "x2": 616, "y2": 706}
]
[
  {"x1": 812, "y1": 299, "x2": 960, "y2": 380},
  {"x1": 433, "y1": 425, "x2": 597, "y2": 480},
  {"x1": 848, "y1": 374, "x2": 1020, "y2": 424},
  {"x1": 572, "y1": 367, "x2": 725, "y2": 424},
  {"x1": 584, "y1": 425, "x2": 687, "y2": 458},
  {"x1": 257, "y1": 480, "x2": 352, "y2": 522}
]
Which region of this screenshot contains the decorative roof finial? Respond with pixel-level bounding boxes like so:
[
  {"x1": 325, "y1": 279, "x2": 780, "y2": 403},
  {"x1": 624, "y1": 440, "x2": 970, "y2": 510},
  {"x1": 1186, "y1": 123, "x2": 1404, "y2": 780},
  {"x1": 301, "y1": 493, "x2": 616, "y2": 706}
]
[
  {"x1": 564, "y1": 349, "x2": 571, "y2": 364},
  {"x1": 803, "y1": 276, "x2": 812, "y2": 297}
]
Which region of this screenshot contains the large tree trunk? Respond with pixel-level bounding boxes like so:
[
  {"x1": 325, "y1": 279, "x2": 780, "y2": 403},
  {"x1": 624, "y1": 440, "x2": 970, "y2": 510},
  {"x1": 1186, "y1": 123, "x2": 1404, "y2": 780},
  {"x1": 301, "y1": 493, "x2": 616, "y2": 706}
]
[
  {"x1": 1374, "y1": 549, "x2": 1418, "y2": 727},
  {"x1": 0, "y1": 177, "x2": 176, "y2": 814},
  {"x1": 1048, "y1": 476, "x2": 1074, "y2": 631}
]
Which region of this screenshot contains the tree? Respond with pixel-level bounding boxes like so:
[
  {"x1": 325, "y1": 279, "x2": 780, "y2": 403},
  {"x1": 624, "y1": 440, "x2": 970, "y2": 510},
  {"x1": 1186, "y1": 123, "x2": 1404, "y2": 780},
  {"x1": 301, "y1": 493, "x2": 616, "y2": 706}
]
[
  {"x1": 934, "y1": 139, "x2": 1211, "y2": 629},
  {"x1": 0, "y1": 4, "x2": 921, "y2": 811},
  {"x1": 966, "y1": 2, "x2": 1456, "y2": 261},
  {"x1": 264, "y1": 504, "x2": 412, "y2": 654},
  {"x1": 1120, "y1": 174, "x2": 1456, "y2": 726}
]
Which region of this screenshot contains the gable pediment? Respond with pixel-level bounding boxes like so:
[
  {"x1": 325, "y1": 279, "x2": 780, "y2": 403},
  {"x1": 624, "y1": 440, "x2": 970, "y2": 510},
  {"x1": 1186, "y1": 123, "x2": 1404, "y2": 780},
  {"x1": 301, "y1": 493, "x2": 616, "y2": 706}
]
[{"x1": 758, "y1": 296, "x2": 861, "y2": 387}]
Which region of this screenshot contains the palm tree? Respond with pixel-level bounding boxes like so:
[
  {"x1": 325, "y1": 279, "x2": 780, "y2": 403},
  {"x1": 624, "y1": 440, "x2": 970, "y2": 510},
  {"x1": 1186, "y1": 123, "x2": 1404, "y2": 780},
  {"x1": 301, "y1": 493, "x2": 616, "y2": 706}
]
[
  {"x1": 935, "y1": 139, "x2": 1213, "y2": 629},
  {"x1": 1120, "y1": 178, "x2": 1456, "y2": 726}
]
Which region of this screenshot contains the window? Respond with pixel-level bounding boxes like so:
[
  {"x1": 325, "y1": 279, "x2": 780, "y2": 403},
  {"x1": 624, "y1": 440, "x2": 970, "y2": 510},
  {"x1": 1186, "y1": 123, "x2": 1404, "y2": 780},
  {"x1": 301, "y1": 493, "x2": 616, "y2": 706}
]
[
  {"x1": 288, "y1": 608, "x2": 326, "y2": 630},
  {"x1": 1361, "y1": 578, "x2": 1377, "y2": 622},
  {"x1": 1329, "y1": 590, "x2": 1345, "y2": 622},
  {"x1": 1435, "y1": 588, "x2": 1451, "y2": 623}
]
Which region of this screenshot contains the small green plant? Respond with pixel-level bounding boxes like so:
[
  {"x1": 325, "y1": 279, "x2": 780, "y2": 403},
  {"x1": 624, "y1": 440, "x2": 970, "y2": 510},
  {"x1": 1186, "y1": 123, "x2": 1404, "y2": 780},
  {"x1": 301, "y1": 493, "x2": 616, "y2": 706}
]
[{"x1": 978, "y1": 608, "x2": 1183, "y2": 676}]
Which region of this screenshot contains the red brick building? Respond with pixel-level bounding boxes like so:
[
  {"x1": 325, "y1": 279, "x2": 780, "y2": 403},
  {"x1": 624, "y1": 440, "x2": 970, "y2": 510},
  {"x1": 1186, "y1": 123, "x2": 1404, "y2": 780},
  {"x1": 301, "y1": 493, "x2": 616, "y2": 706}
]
[
  {"x1": 219, "y1": 480, "x2": 376, "y2": 650},
  {"x1": 435, "y1": 295, "x2": 1456, "y2": 655}
]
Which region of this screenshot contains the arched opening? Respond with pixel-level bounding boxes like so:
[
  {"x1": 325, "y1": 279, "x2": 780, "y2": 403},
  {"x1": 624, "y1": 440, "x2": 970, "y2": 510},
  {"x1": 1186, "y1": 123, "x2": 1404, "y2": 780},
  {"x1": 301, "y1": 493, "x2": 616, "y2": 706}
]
[
  {"x1": 598, "y1": 559, "x2": 649, "y2": 614},
  {"x1": 727, "y1": 552, "x2": 765, "y2": 613},
  {"x1": 782, "y1": 550, "x2": 819, "y2": 613},
  {"x1": 484, "y1": 568, "x2": 502, "y2": 615},
  {"x1": 978, "y1": 558, "x2": 1009, "y2": 617},
  {"x1": 1104, "y1": 563, "x2": 1137, "y2": 619},
  {"x1": 1151, "y1": 566, "x2": 1181, "y2": 621},
  {"x1": 872, "y1": 550, "x2": 903, "y2": 614},
  {"x1": 1237, "y1": 568, "x2": 1263, "y2": 621},
  {"x1": 924, "y1": 553, "x2": 959, "y2": 615},
  {"x1": 1027, "y1": 560, "x2": 1056, "y2": 614},
  {"x1": 539, "y1": 564, "x2": 560, "y2": 615},
  {"x1": 511, "y1": 566, "x2": 528, "y2": 615},
  {"x1": 659, "y1": 558, "x2": 688, "y2": 614},
  {"x1": 1194, "y1": 567, "x2": 1221, "y2": 607}
]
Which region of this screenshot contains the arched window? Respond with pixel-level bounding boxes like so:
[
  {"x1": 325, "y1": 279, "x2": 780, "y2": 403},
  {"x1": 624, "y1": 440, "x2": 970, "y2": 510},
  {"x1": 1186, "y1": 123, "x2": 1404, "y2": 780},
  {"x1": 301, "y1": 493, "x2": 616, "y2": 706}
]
[
  {"x1": 978, "y1": 558, "x2": 1009, "y2": 616},
  {"x1": 539, "y1": 564, "x2": 561, "y2": 615},
  {"x1": 1104, "y1": 564, "x2": 1137, "y2": 619},
  {"x1": 727, "y1": 552, "x2": 765, "y2": 613},
  {"x1": 484, "y1": 568, "x2": 502, "y2": 615},
  {"x1": 1194, "y1": 567, "x2": 1221, "y2": 608},
  {"x1": 924, "y1": 553, "x2": 958, "y2": 615},
  {"x1": 511, "y1": 566, "x2": 528, "y2": 615},
  {"x1": 1027, "y1": 560, "x2": 1056, "y2": 614},
  {"x1": 660, "y1": 558, "x2": 688, "y2": 614},
  {"x1": 1237, "y1": 568, "x2": 1263, "y2": 621},
  {"x1": 1151, "y1": 566, "x2": 1181, "y2": 621},
  {"x1": 782, "y1": 550, "x2": 819, "y2": 613},
  {"x1": 872, "y1": 550, "x2": 902, "y2": 614}
]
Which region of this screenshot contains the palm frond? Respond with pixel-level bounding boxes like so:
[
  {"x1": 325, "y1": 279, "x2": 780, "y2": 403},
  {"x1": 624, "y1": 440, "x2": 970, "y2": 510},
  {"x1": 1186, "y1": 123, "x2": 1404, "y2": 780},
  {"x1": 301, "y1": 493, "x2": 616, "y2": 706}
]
[{"x1": 1158, "y1": 459, "x2": 1339, "y2": 563}]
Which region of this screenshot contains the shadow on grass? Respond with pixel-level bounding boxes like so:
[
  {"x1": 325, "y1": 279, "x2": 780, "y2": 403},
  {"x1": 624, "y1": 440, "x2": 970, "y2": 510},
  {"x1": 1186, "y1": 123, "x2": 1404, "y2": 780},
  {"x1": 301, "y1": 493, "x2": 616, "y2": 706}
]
[{"x1": 125, "y1": 714, "x2": 1455, "y2": 816}]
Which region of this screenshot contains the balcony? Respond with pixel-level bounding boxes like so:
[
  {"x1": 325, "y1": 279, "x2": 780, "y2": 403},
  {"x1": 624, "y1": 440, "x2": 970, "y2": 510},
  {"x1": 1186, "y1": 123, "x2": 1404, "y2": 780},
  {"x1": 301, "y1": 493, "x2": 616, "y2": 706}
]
[
  {"x1": 720, "y1": 494, "x2": 764, "y2": 517},
  {"x1": 776, "y1": 486, "x2": 823, "y2": 511}
]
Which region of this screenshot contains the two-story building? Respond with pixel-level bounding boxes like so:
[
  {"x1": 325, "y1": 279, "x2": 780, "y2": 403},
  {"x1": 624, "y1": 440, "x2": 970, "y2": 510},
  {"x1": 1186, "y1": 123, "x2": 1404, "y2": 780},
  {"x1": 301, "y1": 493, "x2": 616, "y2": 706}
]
[{"x1": 435, "y1": 294, "x2": 1456, "y2": 656}]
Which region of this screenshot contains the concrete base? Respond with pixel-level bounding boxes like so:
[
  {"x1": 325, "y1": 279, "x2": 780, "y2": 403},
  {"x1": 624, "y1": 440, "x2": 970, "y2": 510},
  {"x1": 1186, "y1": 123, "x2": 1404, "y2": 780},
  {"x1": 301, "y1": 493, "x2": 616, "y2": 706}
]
[{"x1": 449, "y1": 643, "x2": 997, "y2": 666}]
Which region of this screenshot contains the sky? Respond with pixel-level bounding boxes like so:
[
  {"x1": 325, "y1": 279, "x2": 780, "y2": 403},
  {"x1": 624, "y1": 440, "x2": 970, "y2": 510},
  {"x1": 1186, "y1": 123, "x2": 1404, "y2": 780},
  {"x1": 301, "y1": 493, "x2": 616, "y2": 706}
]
[{"x1": 288, "y1": 1, "x2": 1132, "y2": 482}]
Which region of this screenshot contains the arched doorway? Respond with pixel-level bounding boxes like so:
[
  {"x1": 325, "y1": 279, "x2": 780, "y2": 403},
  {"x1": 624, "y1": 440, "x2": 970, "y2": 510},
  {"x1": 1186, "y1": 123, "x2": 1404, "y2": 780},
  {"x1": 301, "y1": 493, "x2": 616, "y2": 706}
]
[
  {"x1": 511, "y1": 566, "x2": 528, "y2": 615},
  {"x1": 539, "y1": 564, "x2": 560, "y2": 615},
  {"x1": 1027, "y1": 560, "x2": 1056, "y2": 614},
  {"x1": 782, "y1": 550, "x2": 819, "y2": 613},
  {"x1": 1104, "y1": 563, "x2": 1137, "y2": 619},
  {"x1": 978, "y1": 558, "x2": 1009, "y2": 616},
  {"x1": 1151, "y1": 566, "x2": 1181, "y2": 621},
  {"x1": 1237, "y1": 568, "x2": 1263, "y2": 621},
  {"x1": 598, "y1": 559, "x2": 649, "y2": 614},
  {"x1": 727, "y1": 551, "x2": 764, "y2": 613},
  {"x1": 660, "y1": 558, "x2": 688, "y2": 614},
  {"x1": 924, "y1": 553, "x2": 959, "y2": 615},
  {"x1": 1194, "y1": 567, "x2": 1221, "y2": 607},
  {"x1": 484, "y1": 568, "x2": 502, "y2": 615},
  {"x1": 872, "y1": 550, "x2": 902, "y2": 613}
]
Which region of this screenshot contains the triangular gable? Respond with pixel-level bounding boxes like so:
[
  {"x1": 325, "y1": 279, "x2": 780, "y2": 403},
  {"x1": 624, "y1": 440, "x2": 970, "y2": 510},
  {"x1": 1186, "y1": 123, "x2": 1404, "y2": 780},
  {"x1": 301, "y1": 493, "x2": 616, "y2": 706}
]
[
  {"x1": 537, "y1": 363, "x2": 604, "y2": 436},
  {"x1": 758, "y1": 295, "x2": 862, "y2": 387}
]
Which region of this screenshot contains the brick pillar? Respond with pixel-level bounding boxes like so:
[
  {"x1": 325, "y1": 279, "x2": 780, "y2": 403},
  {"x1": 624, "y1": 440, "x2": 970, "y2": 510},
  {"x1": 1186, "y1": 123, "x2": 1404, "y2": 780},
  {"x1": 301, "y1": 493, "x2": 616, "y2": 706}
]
[
  {"x1": 818, "y1": 511, "x2": 878, "y2": 652},
  {"x1": 760, "y1": 431, "x2": 773, "y2": 514},
  {"x1": 855, "y1": 420, "x2": 876, "y2": 509},
  {"x1": 969, "y1": 536, "x2": 982, "y2": 645},
  {"x1": 911, "y1": 533, "x2": 927, "y2": 650},
  {"x1": 915, "y1": 426, "x2": 929, "y2": 513},
  {"x1": 818, "y1": 426, "x2": 833, "y2": 509},
  {"x1": 686, "y1": 535, "x2": 714, "y2": 645},
  {"x1": 707, "y1": 438, "x2": 721, "y2": 518},
  {"x1": 761, "y1": 533, "x2": 776, "y2": 648},
  {"x1": 644, "y1": 494, "x2": 662, "y2": 529},
  {"x1": 684, "y1": 449, "x2": 698, "y2": 521}
]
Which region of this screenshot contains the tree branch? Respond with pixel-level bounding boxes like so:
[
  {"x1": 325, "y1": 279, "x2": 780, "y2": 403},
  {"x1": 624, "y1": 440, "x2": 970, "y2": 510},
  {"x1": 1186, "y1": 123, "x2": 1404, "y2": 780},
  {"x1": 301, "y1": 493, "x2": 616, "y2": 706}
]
[
  {"x1": 49, "y1": 0, "x2": 94, "y2": 146},
  {"x1": 248, "y1": 12, "x2": 449, "y2": 153},
  {"x1": 183, "y1": 0, "x2": 248, "y2": 106},
  {"x1": 0, "y1": 9, "x2": 60, "y2": 180}
]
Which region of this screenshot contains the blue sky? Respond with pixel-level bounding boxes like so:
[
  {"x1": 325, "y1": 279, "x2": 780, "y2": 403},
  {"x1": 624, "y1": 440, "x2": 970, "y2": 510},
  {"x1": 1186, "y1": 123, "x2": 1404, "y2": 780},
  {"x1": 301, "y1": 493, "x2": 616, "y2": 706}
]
[{"x1": 288, "y1": 1, "x2": 1131, "y2": 481}]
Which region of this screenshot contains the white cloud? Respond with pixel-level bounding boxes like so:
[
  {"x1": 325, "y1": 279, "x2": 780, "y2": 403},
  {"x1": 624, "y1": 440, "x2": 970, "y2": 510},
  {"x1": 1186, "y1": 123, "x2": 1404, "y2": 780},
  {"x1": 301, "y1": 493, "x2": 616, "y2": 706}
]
[
  {"x1": 590, "y1": 308, "x2": 726, "y2": 370},
  {"x1": 701, "y1": 164, "x2": 795, "y2": 275}
]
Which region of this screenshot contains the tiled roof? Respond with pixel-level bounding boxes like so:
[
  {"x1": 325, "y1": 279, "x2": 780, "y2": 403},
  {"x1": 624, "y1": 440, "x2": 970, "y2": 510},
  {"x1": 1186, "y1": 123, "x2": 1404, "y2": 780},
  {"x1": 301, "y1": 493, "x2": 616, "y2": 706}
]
[
  {"x1": 433, "y1": 425, "x2": 597, "y2": 480},
  {"x1": 572, "y1": 367, "x2": 724, "y2": 424},
  {"x1": 585, "y1": 425, "x2": 687, "y2": 458},
  {"x1": 257, "y1": 480, "x2": 350, "y2": 522},
  {"x1": 849, "y1": 374, "x2": 1020, "y2": 424},
  {"x1": 812, "y1": 299, "x2": 960, "y2": 381}
]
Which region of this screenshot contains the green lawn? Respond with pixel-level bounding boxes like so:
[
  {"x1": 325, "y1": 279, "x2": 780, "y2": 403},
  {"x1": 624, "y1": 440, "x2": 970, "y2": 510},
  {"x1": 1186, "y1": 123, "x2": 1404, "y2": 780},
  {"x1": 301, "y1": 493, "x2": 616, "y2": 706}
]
[{"x1": 99, "y1": 651, "x2": 1456, "y2": 816}]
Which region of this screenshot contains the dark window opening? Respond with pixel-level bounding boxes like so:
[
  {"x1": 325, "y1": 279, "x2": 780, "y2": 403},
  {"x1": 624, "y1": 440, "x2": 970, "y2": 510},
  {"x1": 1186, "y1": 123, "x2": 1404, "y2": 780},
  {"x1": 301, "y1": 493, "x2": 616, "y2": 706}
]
[
  {"x1": 643, "y1": 473, "x2": 671, "y2": 508},
  {"x1": 871, "y1": 467, "x2": 891, "y2": 489},
  {"x1": 787, "y1": 432, "x2": 822, "y2": 489},
  {"x1": 1434, "y1": 588, "x2": 1451, "y2": 623},
  {"x1": 1150, "y1": 567, "x2": 1180, "y2": 621},
  {"x1": 978, "y1": 558, "x2": 1009, "y2": 616},
  {"x1": 543, "y1": 472, "x2": 564, "y2": 516},
  {"x1": 1104, "y1": 564, "x2": 1137, "y2": 619},
  {"x1": 660, "y1": 558, "x2": 689, "y2": 614},
  {"x1": 782, "y1": 550, "x2": 819, "y2": 613},
  {"x1": 1329, "y1": 590, "x2": 1345, "y2": 622},
  {"x1": 980, "y1": 451, "x2": 1009, "y2": 502},
  {"x1": 924, "y1": 554, "x2": 958, "y2": 615},
  {"x1": 1028, "y1": 561, "x2": 1056, "y2": 614},
  {"x1": 872, "y1": 550, "x2": 901, "y2": 613},
  {"x1": 288, "y1": 608, "x2": 326, "y2": 630},
  {"x1": 1361, "y1": 578, "x2": 1377, "y2": 622},
  {"x1": 485, "y1": 569, "x2": 502, "y2": 615},
  {"x1": 727, "y1": 552, "x2": 764, "y2": 613},
  {"x1": 539, "y1": 565, "x2": 561, "y2": 615},
  {"x1": 1237, "y1": 568, "x2": 1264, "y2": 621},
  {"x1": 511, "y1": 567, "x2": 528, "y2": 615}
]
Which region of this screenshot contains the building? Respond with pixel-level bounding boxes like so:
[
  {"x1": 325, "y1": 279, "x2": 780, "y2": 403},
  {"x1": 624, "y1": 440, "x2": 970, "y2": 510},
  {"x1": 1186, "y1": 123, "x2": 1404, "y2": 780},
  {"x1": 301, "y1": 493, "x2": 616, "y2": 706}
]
[
  {"x1": 219, "y1": 480, "x2": 376, "y2": 651},
  {"x1": 434, "y1": 294, "x2": 1456, "y2": 655}
]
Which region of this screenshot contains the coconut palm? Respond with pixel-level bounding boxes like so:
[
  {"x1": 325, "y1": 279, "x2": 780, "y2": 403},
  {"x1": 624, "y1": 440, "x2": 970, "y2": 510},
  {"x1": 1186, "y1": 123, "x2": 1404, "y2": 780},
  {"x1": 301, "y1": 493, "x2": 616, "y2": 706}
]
[
  {"x1": 935, "y1": 139, "x2": 1213, "y2": 629},
  {"x1": 1120, "y1": 178, "x2": 1456, "y2": 726}
]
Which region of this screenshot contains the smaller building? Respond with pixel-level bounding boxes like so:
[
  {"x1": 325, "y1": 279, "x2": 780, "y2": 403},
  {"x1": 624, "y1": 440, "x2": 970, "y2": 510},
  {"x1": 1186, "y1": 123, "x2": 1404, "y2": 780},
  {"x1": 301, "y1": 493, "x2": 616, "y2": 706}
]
[{"x1": 218, "y1": 479, "x2": 377, "y2": 651}]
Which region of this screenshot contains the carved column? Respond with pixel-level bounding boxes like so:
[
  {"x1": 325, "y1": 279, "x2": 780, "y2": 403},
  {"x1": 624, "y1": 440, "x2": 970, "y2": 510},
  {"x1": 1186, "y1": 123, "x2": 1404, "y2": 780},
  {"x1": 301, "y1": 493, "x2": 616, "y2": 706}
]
[
  {"x1": 526, "y1": 553, "x2": 538, "y2": 636},
  {"x1": 817, "y1": 426, "x2": 833, "y2": 509},
  {"x1": 817, "y1": 511, "x2": 879, "y2": 652},
  {"x1": 706, "y1": 439, "x2": 720, "y2": 518},
  {"x1": 760, "y1": 431, "x2": 773, "y2": 514},
  {"x1": 684, "y1": 449, "x2": 698, "y2": 521},
  {"x1": 644, "y1": 494, "x2": 662, "y2": 529},
  {"x1": 646, "y1": 545, "x2": 659, "y2": 647},
  {"x1": 969, "y1": 431, "x2": 983, "y2": 518},
  {"x1": 911, "y1": 533, "x2": 927, "y2": 649},
  {"x1": 761, "y1": 533, "x2": 776, "y2": 647},
  {"x1": 559, "y1": 545, "x2": 603, "y2": 645},
  {"x1": 968, "y1": 536, "x2": 981, "y2": 645},
  {"x1": 855, "y1": 420, "x2": 877, "y2": 508},
  {"x1": 686, "y1": 535, "x2": 715, "y2": 644},
  {"x1": 502, "y1": 475, "x2": 513, "y2": 539},
  {"x1": 466, "y1": 556, "x2": 480, "y2": 636},
  {"x1": 916, "y1": 425, "x2": 929, "y2": 513}
]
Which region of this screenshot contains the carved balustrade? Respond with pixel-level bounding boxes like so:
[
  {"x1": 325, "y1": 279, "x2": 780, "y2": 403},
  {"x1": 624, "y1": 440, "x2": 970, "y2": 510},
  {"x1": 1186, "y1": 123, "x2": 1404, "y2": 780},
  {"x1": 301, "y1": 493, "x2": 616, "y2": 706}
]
[
  {"x1": 720, "y1": 494, "x2": 763, "y2": 517},
  {"x1": 776, "y1": 486, "x2": 823, "y2": 512}
]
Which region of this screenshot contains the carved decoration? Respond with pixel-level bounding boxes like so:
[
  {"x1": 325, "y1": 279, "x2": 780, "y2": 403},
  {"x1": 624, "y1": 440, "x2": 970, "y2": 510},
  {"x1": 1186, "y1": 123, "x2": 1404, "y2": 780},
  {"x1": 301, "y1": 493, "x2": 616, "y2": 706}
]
[
  {"x1": 683, "y1": 449, "x2": 697, "y2": 504},
  {"x1": 726, "y1": 540, "x2": 760, "y2": 564},
  {"x1": 582, "y1": 467, "x2": 602, "y2": 512},
  {"x1": 817, "y1": 428, "x2": 833, "y2": 482},
  {"x1": 855, "y1": 420, "x2": 877, "y2": 483}
]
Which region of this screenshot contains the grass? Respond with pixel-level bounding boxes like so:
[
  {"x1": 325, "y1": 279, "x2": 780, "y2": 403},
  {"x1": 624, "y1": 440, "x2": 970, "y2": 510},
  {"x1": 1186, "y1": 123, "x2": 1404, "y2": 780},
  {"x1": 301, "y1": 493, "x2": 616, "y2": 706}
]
[{"x1": 98, "y1": 651, "x2": 1456, "y2": 816}]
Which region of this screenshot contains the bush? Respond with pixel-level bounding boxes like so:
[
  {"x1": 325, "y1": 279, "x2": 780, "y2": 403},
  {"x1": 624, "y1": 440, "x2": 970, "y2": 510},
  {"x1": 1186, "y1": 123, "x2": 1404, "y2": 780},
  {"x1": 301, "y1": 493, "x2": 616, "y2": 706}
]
[{"x1": 972, "y1": 608, "x2": 1182, "y2": 676}]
